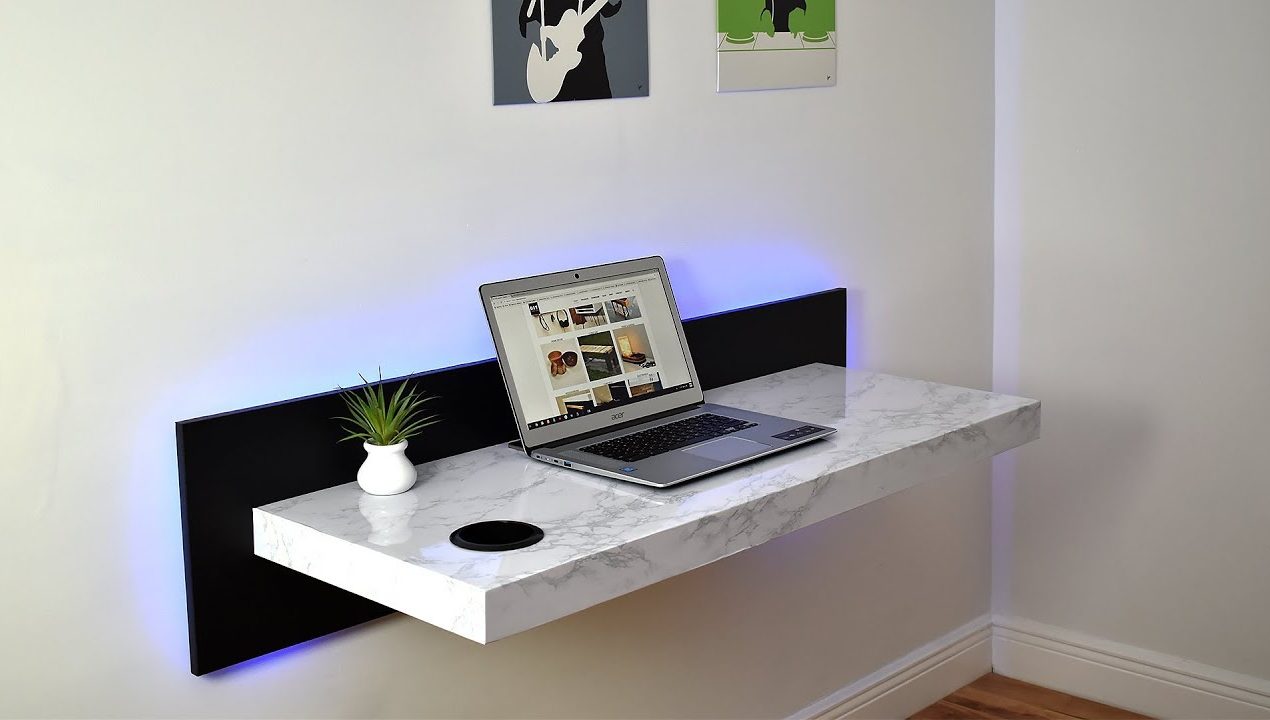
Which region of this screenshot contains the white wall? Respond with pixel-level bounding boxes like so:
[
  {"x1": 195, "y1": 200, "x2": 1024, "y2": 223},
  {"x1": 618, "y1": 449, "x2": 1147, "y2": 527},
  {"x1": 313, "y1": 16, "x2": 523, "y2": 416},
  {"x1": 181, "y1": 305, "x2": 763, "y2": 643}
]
[
  {"x1": 0, "y1": 1, "x2": 996, "y2": 717},
  {"x1": 994, "y1": 0, "x2": 1270, "y2": 681}
]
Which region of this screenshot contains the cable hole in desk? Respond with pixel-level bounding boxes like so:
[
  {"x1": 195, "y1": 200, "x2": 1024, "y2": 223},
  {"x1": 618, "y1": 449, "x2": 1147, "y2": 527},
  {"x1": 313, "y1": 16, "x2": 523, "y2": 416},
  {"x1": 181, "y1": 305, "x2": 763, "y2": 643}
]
[{"x1": 450, "y1": 520, "x2": 544, "y2": 552}]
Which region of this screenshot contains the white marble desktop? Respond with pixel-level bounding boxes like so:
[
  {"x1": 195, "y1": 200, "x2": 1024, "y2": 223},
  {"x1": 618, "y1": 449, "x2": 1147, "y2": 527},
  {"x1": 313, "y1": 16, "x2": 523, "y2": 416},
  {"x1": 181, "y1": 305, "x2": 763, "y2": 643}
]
[{"x1": 254, "y1": 364, "x2": 1040, "y2": 643}]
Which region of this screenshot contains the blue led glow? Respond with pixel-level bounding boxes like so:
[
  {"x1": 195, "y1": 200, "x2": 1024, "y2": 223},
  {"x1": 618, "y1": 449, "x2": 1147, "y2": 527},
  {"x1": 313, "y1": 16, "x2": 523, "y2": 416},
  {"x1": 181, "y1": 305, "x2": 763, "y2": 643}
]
[
  {"x1": 200, "y1": 632, "x2": 334, "y2": 680},
  {"x1": 127, "y1": 241, "x2": 846, "y2": 673},
  {"x1": 126, "y1": 397, "x2": 200, "y2": 671}
]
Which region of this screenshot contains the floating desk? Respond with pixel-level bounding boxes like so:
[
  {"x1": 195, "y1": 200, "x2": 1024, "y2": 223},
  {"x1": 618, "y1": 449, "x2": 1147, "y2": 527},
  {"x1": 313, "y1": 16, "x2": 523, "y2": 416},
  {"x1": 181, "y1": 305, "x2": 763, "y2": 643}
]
[
  {"x1": 254, "y1": 363, "x2": 1040, "y2": 644},
  {"x1": 178, "y1": 288, "x2": 849, "y2": 675}
]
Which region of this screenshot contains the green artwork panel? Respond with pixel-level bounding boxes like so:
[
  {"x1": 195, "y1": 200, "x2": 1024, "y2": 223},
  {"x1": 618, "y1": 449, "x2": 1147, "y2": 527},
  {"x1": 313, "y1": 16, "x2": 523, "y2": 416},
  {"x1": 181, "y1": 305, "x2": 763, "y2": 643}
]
[
  {"x1": 716, "y1": 0, "x2": 837, "y2": 92},
  {"x1": 717, "y1": 0, "x2": 835, "y2": 42}
]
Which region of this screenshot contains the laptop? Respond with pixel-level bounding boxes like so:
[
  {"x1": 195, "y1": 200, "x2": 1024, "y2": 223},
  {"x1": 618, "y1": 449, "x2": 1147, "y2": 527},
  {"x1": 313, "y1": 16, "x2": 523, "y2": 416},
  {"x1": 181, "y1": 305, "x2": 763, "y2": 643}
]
[{"x1": 479, "y1": 257, "x2": 836, "y2": 488}]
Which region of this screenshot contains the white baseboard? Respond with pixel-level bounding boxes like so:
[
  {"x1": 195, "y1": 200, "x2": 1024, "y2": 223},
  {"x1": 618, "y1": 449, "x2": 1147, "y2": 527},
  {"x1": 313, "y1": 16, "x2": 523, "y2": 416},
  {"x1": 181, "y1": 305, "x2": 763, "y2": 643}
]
[
  {"x1": 993, "y1": 615, "x2": 1270, "y2": 719},
  {"x1": 791, "y1": 615, "x2": 992, "y2": 720},
  {"x1": 791, "y1": 614, "x2": 1270, "y2": 720}
]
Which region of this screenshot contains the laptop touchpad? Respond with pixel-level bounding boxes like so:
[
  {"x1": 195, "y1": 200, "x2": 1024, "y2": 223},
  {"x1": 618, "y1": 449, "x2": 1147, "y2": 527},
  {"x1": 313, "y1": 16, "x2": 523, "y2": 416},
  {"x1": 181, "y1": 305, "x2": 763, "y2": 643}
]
[{"x1": 683, "y1": 437, "x2": 771, "y2": 463}]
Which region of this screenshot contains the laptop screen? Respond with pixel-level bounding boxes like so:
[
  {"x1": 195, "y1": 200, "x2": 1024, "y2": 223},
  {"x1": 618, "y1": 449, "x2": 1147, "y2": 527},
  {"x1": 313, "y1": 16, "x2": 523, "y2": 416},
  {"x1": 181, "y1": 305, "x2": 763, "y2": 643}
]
[{"x1": 488, "y1": 269, "x2": 696, "y2": 429}]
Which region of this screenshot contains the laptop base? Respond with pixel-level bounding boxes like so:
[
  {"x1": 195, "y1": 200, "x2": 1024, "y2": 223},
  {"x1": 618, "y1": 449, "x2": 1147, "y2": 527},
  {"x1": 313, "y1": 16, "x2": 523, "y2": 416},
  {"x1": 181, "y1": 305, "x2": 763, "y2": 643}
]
[{"x1": 533, "y1": 403, "x2": 835, "y2": 488}]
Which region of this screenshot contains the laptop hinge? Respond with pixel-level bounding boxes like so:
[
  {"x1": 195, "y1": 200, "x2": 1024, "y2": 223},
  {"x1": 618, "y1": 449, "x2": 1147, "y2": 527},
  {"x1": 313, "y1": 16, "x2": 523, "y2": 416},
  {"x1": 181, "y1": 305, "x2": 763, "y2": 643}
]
[{"x1": 521, "y1": 400, "x2": 707, "y2": 455}]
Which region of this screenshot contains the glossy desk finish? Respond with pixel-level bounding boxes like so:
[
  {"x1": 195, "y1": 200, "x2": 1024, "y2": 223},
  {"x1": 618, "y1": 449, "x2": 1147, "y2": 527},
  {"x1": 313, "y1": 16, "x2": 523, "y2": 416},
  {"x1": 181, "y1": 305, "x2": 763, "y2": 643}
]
[{"x1": 254, "y1": 364, "x2": 1039, "y2": 643}]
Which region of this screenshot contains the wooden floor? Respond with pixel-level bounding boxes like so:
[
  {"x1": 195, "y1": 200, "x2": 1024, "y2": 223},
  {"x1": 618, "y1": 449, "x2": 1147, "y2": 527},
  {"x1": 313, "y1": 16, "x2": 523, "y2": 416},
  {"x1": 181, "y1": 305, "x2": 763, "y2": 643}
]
[{"x1": 910, "y1": 673, "x2": 1152, "y2": 719}]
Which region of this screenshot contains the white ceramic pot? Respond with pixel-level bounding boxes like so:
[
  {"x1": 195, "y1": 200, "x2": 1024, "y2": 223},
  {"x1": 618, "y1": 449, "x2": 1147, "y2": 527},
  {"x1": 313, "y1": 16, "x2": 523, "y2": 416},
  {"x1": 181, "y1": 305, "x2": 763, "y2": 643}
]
[{"x1": 357, "y1": 440, "x2": 417, "y2": 496}]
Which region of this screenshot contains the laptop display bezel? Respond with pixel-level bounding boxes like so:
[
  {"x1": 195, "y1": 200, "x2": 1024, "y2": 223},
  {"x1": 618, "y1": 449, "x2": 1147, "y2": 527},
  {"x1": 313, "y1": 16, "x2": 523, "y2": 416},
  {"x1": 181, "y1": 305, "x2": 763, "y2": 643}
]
[{"x1": 479, "y1": 256, "x2": 705, "y2": 452}]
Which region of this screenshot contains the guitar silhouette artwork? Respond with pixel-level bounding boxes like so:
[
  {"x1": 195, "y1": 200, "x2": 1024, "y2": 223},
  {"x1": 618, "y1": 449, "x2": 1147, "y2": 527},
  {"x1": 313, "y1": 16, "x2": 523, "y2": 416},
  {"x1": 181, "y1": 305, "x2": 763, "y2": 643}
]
[{"x1": 521, "y1": 0, "x2": 623, "y2": 103}]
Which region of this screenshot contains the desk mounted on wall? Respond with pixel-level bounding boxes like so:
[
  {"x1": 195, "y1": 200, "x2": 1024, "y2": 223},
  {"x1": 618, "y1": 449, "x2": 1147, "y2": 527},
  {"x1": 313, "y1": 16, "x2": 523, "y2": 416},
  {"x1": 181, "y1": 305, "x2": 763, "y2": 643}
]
[
  {"x1": 254, "y1": 364, "x2": 1039, "y2": 647},
  {"x1": 177, "y1": 289, "x2": 847, "y2": 676}
]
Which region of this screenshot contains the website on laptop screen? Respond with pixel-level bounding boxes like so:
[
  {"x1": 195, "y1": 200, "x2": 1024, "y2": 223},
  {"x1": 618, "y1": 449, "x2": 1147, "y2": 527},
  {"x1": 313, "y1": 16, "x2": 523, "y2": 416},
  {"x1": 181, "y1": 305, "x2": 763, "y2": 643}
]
[{"x1": 490, "y1": 270, "x2": 695, "y2": 429}]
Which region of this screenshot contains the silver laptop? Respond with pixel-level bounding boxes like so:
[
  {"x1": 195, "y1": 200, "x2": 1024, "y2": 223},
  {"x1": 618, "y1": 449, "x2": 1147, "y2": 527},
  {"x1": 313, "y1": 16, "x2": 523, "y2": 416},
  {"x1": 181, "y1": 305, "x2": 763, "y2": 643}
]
[{"x1": 479, "y1": 257, "x2": 836, "y2": 488}]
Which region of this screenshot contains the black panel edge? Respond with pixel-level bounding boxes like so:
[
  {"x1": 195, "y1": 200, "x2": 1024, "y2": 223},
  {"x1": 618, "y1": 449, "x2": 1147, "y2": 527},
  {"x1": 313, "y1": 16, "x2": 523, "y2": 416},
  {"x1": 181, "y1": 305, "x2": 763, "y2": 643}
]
[
  {"x1": 178, "y1": 288, "x2": 846, "y2": 675},
  {"x1": 176, "y1": 287, "x2": 847, "y2": 428},
  {"x1": 176, "y1": 356, "x2": 500, "y2": 428},
  {"x1": 176, "y1": 421, "x2": 201, "y2": 674}
]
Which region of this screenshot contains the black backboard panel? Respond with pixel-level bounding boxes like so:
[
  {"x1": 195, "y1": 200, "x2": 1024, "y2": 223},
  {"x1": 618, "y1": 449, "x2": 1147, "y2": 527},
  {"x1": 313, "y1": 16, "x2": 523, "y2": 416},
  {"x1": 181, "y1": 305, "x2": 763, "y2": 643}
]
[{"x1": 177, "y1": 288, "x2": 845, "y2": 675}]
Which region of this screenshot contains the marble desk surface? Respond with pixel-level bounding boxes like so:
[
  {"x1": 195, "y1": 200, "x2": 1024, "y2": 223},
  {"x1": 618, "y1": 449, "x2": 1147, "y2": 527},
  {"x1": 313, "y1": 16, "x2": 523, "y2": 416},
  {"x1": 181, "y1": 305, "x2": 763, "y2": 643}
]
[{"x1": 254, "y1": 364, "x2": 1039, "y2": 643}]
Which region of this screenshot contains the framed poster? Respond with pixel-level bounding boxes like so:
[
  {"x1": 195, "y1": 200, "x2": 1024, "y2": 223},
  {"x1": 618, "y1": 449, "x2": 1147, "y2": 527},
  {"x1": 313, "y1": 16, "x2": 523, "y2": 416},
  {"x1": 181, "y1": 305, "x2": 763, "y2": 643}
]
[
  {"x1": 717, "y1": 0, "x2": 837, "y2": 92},
  {"x1": 492, "y1": 0, "x2": 650, "y2": 105}
]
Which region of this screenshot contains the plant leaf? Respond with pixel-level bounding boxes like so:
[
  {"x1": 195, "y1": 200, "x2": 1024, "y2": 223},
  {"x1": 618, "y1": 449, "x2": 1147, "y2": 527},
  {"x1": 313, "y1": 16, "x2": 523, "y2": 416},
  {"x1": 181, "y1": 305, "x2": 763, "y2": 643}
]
[{"x1": 333, "y1": 371, "x2": 441, "y2": 447}]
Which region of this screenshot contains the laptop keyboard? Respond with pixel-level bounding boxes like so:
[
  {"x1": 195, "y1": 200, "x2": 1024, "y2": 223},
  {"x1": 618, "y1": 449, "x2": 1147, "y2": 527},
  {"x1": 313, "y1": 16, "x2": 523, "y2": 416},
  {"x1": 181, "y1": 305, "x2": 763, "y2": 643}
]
[{"x1": 580, "y1": 413, "x2": 757, "y2": 463}]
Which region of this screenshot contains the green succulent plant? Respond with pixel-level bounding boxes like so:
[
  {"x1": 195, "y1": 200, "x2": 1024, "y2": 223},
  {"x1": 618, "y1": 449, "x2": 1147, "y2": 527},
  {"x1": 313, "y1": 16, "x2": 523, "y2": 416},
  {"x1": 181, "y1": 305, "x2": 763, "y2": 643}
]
[{"x1": 335, "y1": 370, "x2": 440, "y2": 447}]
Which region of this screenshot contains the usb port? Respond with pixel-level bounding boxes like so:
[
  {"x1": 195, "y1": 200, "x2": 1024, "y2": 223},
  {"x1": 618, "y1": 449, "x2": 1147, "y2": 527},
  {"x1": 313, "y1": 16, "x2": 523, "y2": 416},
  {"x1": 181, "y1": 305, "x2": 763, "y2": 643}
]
[{"x1": 563, "y1": 461, "x2": 572, "y2": 467}]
